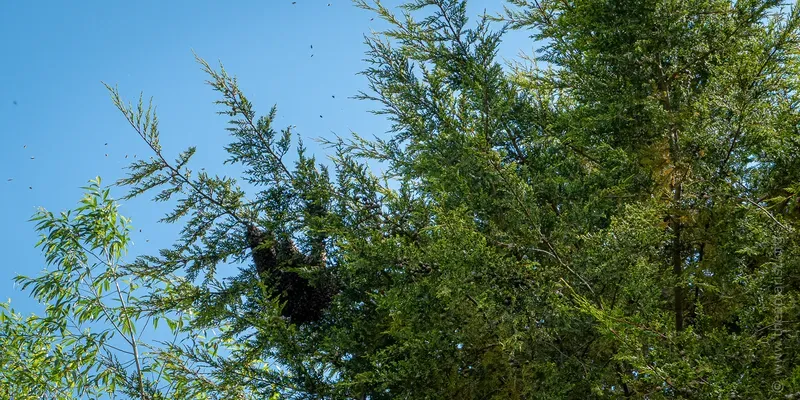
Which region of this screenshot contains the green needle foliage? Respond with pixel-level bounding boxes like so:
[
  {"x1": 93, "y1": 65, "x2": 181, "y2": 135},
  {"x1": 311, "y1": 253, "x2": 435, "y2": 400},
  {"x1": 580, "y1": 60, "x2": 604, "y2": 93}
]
[{"x1": 5, "y1": 0, "x2": 800, "y2": 398}]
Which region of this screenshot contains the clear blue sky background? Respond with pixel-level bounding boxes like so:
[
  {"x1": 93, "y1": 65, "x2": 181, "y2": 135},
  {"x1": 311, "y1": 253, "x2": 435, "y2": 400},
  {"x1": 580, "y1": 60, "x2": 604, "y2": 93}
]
[{"x1": 0, "y1": 0, "x2": 532, "y2": 317}]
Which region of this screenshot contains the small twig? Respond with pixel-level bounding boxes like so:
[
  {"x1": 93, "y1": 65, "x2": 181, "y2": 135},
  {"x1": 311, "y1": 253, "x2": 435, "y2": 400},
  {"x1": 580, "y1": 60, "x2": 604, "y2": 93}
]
[{"x1": 743, "y1": 196, "x2": 791, "y2": 232}]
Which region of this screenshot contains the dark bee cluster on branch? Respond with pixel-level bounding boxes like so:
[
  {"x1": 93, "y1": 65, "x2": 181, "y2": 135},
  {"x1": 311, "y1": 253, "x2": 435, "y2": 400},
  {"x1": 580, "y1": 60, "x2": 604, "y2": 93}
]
[{"x1": 246, "y1": 224, "x2": 338, "y2": 325}]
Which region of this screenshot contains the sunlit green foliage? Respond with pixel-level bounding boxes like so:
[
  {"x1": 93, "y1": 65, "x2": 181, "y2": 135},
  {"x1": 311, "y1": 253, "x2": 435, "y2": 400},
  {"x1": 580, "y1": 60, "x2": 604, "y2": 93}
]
[
  {"x1": 1, "y1": 179, "x2": 259, "y2": 399},
  {"x1": 4, "y1": 0, "x2": 800, "y2": 398}
]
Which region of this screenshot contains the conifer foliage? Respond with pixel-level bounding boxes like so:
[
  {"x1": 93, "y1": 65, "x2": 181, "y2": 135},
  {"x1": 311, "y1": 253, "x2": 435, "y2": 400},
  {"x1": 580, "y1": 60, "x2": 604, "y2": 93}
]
[{"x1": 4, "y1": 0, "x2": 800, "y2": 398}]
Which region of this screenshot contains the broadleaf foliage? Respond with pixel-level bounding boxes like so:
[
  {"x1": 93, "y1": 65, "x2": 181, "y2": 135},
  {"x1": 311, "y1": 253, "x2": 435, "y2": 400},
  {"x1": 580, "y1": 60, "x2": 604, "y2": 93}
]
[{"x1": 4, "y1": 0, "x2": 800, "y2": 398}]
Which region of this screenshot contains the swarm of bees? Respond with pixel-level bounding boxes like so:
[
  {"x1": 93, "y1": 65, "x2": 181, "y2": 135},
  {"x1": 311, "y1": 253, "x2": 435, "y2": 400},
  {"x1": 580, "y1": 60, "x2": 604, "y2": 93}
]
[{"x1": 246, "y1": 224, "x2": 337, "y2": 325}]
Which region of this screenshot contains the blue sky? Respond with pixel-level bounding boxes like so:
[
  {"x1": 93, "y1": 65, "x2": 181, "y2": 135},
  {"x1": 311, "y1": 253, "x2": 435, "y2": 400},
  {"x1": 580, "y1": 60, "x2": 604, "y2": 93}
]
[{"x1": 0, "y1": 0, "x2": 533, "y2": 317}]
